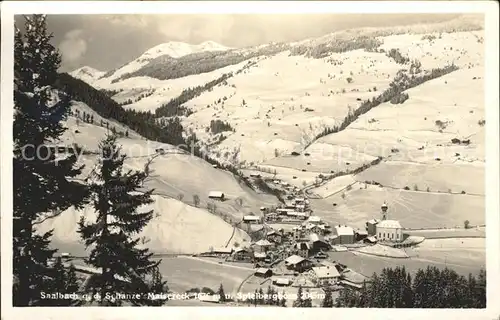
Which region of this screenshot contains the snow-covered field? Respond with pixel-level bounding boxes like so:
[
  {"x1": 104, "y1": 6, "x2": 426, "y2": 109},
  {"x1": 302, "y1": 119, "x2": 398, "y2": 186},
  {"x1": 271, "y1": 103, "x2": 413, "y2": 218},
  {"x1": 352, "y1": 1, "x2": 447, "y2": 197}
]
[
  {"x1": 309, "y1": 185, "x2": 484, "y2": 230},
  {"x1": 39, "y1": 195, "x2": 251, "y2": 254}
]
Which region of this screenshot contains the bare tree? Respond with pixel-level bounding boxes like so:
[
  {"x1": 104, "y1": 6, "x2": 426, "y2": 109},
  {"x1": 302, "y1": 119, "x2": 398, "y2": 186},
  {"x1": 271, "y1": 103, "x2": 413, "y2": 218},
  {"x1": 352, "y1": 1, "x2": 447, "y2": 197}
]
[
  {"x1": 193, "y1": 194, "x2": 200, "y2": 207},
  {"x1": 464, "y1": 220, "x2": 470, "y2": 229}
]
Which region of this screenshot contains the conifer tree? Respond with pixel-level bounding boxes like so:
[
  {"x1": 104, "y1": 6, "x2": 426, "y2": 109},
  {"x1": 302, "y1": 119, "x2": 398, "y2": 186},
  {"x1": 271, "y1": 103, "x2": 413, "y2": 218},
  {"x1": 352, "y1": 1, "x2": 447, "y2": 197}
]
[
  {"x1": 78, "y1": 134, "x2": 164, "y2": 306},
  {"x1": 13, "y1": 14, "x2": 87, "y2": 306},
  {"x1": 44, "y1": 258, "x2": 82, "y2": 306},
  {"x1": 66, "y1": 264, "x2": 82, "y2": 303},
  {"x1": 218, "y1": 283, "x2": 226, "y2": 302},
  {"x1": 293, "y1": 286, "x2": 304, "y2": 307},
  {"x1": 321, "y1": 289, "x2": 334, "y2": 307},
  {"x1": 280, "y1": 291, "x2": 287, "y2": 307},
  {"x1": 146, "y1": 266, "x2": 168, "y2": 306},
  {"x1": 258, "y1": 287, "x2": 265, "y2": 305},
  {"x1": 265, "y1": 286, "x2": 273, "y2": 305},
  {"x1": 302, "y1": 289, "x2": 313, "y2": 307}
]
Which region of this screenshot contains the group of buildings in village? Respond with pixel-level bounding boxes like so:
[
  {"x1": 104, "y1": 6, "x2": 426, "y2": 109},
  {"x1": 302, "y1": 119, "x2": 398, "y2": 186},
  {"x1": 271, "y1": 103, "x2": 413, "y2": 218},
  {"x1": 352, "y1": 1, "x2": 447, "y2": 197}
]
[
  {"x1": 202, "y1": 173, "x2": 407, "y2": 290},
  {"x1": 200, "y1": 201, "x2": 406, "y2": 290}
]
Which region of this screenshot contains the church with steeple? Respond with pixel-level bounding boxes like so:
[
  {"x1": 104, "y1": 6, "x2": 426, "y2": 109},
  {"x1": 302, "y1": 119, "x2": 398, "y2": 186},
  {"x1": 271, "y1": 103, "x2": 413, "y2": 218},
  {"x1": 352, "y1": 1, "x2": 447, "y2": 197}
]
[{"x1": 366, "y1": 202, "x2": 403, "y2": 242}]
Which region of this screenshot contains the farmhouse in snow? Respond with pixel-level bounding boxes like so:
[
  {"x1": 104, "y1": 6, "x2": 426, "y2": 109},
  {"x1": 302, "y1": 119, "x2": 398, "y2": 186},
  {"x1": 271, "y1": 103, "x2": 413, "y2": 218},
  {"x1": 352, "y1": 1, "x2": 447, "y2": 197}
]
[
  {"x1": 312, "y1": 266, "x2": 340, "y2": 286},
  {"x1": 208, "y1": 191, "x2": 225, "y2": 200},
  {"x1": 254, "y1": 268, "x2": 273, "y2": 278},
  {"x1": 243, "y1": 215, "x2": 262, "y2": 224},
  {"x1": 284, "y1": 255, "x2": 312, "y2": 273},
  {"x1": 332, "y1": 225, "x2": 355, "y2": 245}
]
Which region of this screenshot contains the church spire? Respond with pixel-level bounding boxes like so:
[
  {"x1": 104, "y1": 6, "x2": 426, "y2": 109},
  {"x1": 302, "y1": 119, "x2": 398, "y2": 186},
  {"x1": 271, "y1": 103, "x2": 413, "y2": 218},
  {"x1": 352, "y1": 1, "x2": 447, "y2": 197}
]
[{"x1": 381, "y1": 201, "x2": 388, "y2": 220}]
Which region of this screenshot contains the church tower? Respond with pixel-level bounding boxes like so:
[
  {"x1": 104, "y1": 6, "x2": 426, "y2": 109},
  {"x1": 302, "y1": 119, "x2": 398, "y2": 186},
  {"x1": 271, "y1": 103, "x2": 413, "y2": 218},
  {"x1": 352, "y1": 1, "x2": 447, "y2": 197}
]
[{"x1": 381, "y1": 201, "x2": 388, "y2": 220}]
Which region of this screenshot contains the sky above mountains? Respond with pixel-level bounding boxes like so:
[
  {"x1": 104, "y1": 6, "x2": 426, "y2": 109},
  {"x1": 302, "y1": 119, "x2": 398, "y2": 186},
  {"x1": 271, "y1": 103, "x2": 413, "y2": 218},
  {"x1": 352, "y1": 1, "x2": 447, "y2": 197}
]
[{"x1": 15, "y1": 14, "x2": 461, "y2": 72}]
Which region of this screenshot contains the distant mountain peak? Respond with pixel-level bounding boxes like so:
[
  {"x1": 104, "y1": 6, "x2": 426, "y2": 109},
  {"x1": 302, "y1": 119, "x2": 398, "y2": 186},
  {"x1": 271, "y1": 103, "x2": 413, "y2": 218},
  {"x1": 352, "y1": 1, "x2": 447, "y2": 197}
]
[
  {"x1": 69, "y1": 66, "x2": 105, "y2": 83},
  {"x1": 140, "y1": 40, "x2": 231, "y2": 60}
]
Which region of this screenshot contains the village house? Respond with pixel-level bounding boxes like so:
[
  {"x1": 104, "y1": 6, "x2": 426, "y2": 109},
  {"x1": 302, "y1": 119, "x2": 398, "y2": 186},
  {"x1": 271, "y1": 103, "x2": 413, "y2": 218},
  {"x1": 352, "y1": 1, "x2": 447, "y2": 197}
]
[
  {"x1": 243, "y1": 215, "x2": 262, "y2": 224},
  {"x1": 293, "y1": 226, "x2": 308, "y2": 241},
  {"x1": 284, "y1": 255, "x2": 313, "y2": 273},
  {"x1": 355, "y1": 229, "x2": 369, "y2": 241},
  {"x1": 304, "y1": 223, "x2": 329, "y2": 236},
  {"x1": 306, "y1": 216, "x2": 322, "y2": 225},
  {"x1": 295, "y1": 203, "x2": 306, "y2": 212},
  {"x1": 265, "y1": 230, "x2": 283, "y2": 244},
  {"x1": 253, "y1": 251, "x2": 267, "y2": 263},
  {"x1": 332, "y1": 225, "x2": 355, "y2": 245},
  {"x1": 208, "y1": 191, "x2": 225, "y2": 201},
  {"x1": 253, "y1": 239, "x2": 274, "y2": 253},
  {"x1": 254, "y1": 268, "x2": 273, "y2": 278},
  {"x1": 364, "y1": 235, "x2": 378, "y2": 244},
  {"x1": 312, "y1": 266, "x2": 340, "y2": 286},
  {"x1": 294, "y1": 242, "x2": 311, "y2": 258},
  {"x1": 272, "y1": 278, "x2": 292, "y2": 287},
  {"x1": 264, "y1": 212, "x2": 279, "y2": 222},
  {"x1": 286, "y1": 211, "x2": 308, "y2": 221},
  {"x1": 232, "y1": 247, "x2": 253, "y2": 262},
  {"x1": 308, "y1": 233, "x2": 331, "y2": 254},
  {"x1": 366, "y1": 218, "x2": 380, "y2": 236},
  {"x1": 202, "y1": 247, "x2": 233, "y2": 258},
  {"x1": 294, "y1": 197, "x2": 306, "y2": 205},
  {"x1": 276, "y1": 208, "x2": 295, "y2": 215}
]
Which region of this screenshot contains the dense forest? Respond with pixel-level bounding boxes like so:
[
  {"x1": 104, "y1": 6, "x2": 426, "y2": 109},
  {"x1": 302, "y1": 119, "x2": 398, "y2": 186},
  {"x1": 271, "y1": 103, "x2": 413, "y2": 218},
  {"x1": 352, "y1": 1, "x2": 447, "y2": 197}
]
[
  {"x1": 334, "y1": 266, "x2": 486, "y2": 308},
  {"x1": 154, "y1": 72, "x2": 233, "y2": 118},
  {"x1": 290, "y1": 36, "x2": 384, "y2": 59}
]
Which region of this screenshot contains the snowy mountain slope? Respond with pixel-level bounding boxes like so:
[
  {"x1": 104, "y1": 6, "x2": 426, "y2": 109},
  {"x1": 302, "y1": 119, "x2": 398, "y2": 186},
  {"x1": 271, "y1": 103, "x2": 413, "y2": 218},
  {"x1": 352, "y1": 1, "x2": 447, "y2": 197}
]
[
  {"x1": 41, "y1": 100, "x2": 277, "y2": 254},
  {"x1": 97, "y1": 59, "x2": 255, "y2": 113},
  {"x1": 69, "y1": 66, "x2": 105, "y2": 84},
  {"x1": 38, "y1": 195, "x2": 251, "y2": 254},
  {"x1": 84, "y1": 40, "x2": 232, "y2": 86},
  {"x1": 143, "y1": 40, "x2": 231, "y2": 60}
]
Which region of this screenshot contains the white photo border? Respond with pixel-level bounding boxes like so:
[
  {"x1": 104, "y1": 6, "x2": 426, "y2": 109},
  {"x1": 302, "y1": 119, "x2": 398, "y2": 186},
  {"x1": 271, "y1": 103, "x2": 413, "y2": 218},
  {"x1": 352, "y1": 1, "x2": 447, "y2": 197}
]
[{"x1": 1, "y1": 1, "x2": 499, "y2": 320}]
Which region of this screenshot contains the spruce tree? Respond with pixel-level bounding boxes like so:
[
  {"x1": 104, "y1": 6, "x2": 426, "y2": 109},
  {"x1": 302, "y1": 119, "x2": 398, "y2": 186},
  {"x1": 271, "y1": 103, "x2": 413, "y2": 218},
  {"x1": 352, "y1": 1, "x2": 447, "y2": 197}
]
[
  {"x1": 13, "y1": 14, "x2": 87, "y2": 306},
  {"x1": 321, "y1": 289, "x2": 334, "y2": 307},
  {"x1": 144, "y1": 266, "x2": 168, "y2": 306},
  {"x1": 78, "y1": 134, "x2": 164, "y2": 306},
  {"x1": 45, "y1": 258, "x2": 82, "y2": 306},
  {"x1": 293, "y1": 286, "x2": 304, "y2": 307},
  {"x1": 66, "y1": 264, "x2": 82, "y2": 304},
  {"x1": 302, "y1": 289, "x2": 313, "y2": 307},
  {"x1": 218, "y1": 283, "x2": 226, "y2": 302},
  {"x1": 280, "y1": 291, "x2": 287, "y2": 307}
]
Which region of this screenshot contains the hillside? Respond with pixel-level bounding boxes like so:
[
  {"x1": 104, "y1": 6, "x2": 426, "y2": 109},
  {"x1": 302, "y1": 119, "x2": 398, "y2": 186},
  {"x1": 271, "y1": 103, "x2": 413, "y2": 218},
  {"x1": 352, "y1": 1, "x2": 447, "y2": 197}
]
[
  {"x1": 38, "y1": 195, "x2": 251, "y2": 254},
  {"x1": 67, "y1": 16, "x2": 485, "y2": 233},
  {"x1": 38, "y1": 99, "x2": 278, "y2": 254}
]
